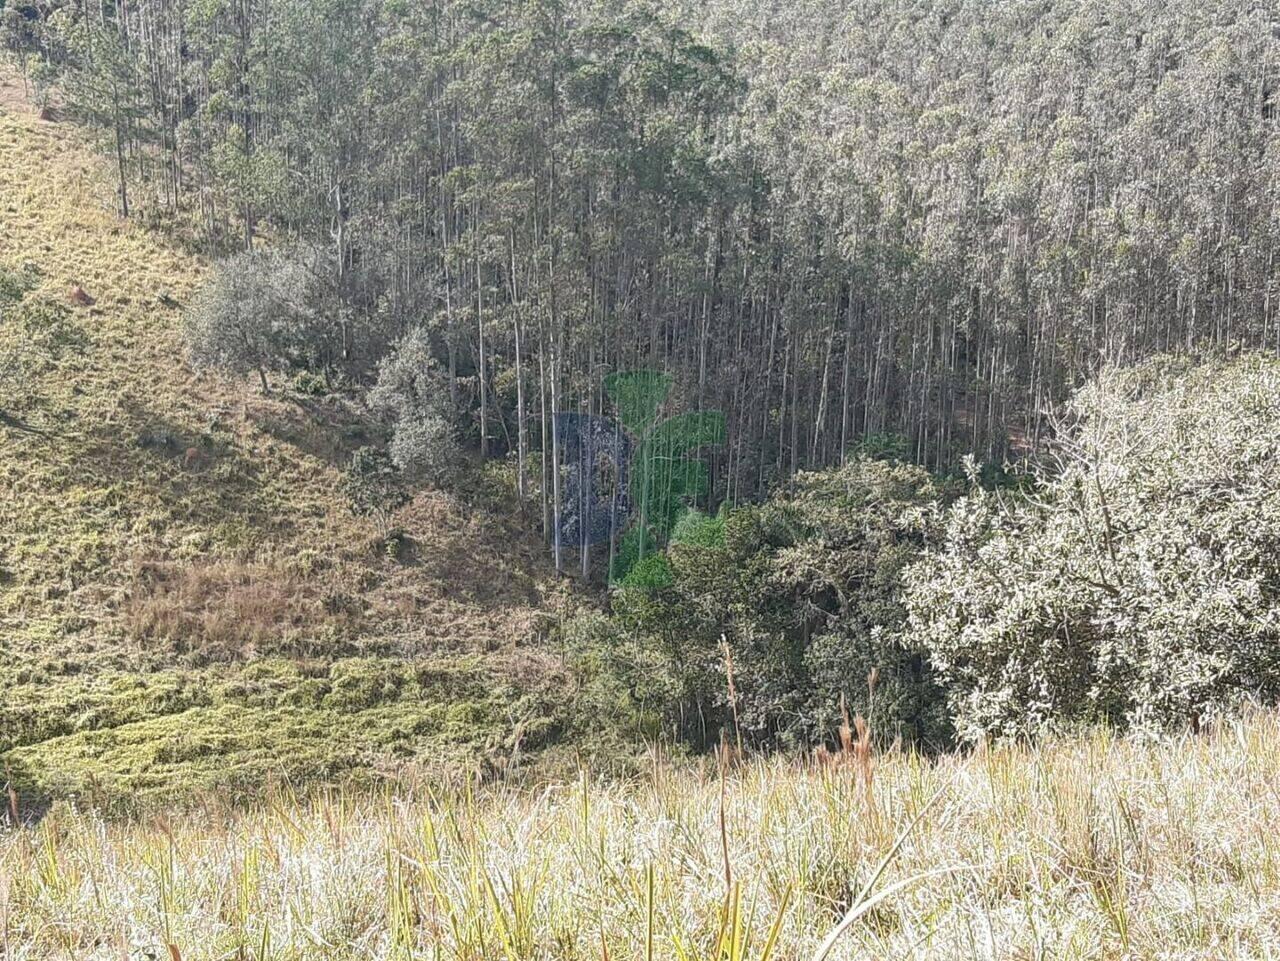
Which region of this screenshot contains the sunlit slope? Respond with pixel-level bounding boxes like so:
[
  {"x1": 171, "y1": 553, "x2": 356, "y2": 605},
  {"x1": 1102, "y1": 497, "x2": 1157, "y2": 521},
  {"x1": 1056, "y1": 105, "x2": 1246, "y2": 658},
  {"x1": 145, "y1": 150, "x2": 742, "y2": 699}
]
[
  {"x1": 0, "y1": 72, "x2": 569, "y2": 805},
  {"x1": 9, "y1": 717, "x2": 1280, "y2": 959}
]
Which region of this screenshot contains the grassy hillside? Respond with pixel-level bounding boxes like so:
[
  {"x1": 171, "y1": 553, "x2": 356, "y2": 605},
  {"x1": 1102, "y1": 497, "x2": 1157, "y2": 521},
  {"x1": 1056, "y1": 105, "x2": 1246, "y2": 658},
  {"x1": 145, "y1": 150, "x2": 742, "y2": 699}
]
[
  {"x1": 0, "y1": 69, "x2": 576, "y2": 806},
  {"x1": 5, "y1": 714, "x2": 1278, "y2": 959}
]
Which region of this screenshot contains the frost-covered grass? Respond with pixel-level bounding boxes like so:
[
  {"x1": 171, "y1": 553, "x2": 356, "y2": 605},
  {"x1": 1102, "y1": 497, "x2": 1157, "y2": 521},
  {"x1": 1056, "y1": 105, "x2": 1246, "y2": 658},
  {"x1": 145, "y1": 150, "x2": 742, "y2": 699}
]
[{"x1": 5, "y1": 713, "x2": 1280, "y2": 960}]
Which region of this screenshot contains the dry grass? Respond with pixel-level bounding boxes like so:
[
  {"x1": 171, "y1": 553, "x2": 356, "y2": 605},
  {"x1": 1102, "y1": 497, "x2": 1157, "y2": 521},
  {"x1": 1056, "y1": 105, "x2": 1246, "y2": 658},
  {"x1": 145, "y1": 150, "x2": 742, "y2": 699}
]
[
  {"x1": 0, "y1": 66, "x2": 578, "y2": 798},
  {"x1": 123, "y1": 555, "x2": 365, "y2": 659},
  {"x1": 3, "y1": 713, "x2": 1280, "y2": 960},
  {"x1": 0, "y1": 75, "x2": 561, "y2": 659}
]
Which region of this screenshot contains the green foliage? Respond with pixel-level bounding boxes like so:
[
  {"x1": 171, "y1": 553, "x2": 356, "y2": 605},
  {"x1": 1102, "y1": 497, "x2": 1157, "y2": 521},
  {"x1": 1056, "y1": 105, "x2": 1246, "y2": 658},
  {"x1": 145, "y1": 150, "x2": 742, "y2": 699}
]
[
  {"x1": 368, "y1": 327, "x2": 458, "y2": 484},
  {"x1": 610, "y1": 525, "x2": 660, "y2": 587},
  {"x1": 591, "y1": 457, "x2": 949, "y2": 749},
  {"x1": 906, "y1": 354, "x2": 1280, "y2": 741},
  {"x1": 183, "y1": 248, "x2": 339, "y2": 390},
  {"x1": 619, "y1": 549, "x2": 674, "y2": 593},
  {"x1": 1, "y1": 656, "x2": 557, "y2": 807},
  {"x1": 632, "y1": 410, "x2": 727, "y2": 540},
  {"x1": 852, "y1": 432, "x2": 911, "y2": 462},
  {"x1": 669, "y1": 506, "x2": 724, "y2": 549},
  {"x1": 604, "y1": 369, "x2": 672, "y2": 434},
  {"x1": 290, "y1": 369, "x2": 330, "y2": 396},
  {"x1": 604, "y1": 368, "x2": 727, "y2": 584}
]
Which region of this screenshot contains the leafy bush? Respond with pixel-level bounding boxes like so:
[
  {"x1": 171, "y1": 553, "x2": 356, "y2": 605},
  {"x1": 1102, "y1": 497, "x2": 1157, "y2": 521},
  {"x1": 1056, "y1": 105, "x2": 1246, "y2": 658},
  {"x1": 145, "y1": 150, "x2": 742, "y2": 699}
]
[
  {"x1": 591, "y1": 457, "x2": 949, "y2": 750},
  {"x1": 906, "y1": 354, "x2": 1280, "y2": 741},
  {"x1": 183, "y1": 247, "x2": 338, "y2": 390},
  {"x1": 367, "y1": 327, "x2": 458, "y2": 483},
  {"x1": 342, "y1": 446, "x2": 407, "y2": 536}
]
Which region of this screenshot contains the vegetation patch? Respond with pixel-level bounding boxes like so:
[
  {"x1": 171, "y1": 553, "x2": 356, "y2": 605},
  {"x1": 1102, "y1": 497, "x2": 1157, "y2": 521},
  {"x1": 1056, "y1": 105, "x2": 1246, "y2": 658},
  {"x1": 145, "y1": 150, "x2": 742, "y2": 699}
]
[
  {"x1": 0, "y1": 75, "x2": 573, "y2": 805},
  {"x1": 3, "y1": 654, "x2": 565, "y2": 807},
  {"x1": 6, "y1": 715, "x2": 1280, "y2": 958}
]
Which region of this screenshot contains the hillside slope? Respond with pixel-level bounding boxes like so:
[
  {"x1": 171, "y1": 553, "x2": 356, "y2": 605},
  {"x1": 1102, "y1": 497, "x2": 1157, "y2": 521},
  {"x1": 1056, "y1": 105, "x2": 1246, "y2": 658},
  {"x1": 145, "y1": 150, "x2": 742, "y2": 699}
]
[{"x1": 0, "y1": 71, "x2": 573, "y2": 807}]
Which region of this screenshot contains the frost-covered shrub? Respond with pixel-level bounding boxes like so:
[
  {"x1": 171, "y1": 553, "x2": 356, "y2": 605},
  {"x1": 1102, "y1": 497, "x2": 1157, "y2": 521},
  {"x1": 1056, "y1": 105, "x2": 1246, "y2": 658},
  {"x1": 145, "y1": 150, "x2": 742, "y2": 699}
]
[{"x1": 906, "y1": 354, "x2": 1280, "y2": 740}]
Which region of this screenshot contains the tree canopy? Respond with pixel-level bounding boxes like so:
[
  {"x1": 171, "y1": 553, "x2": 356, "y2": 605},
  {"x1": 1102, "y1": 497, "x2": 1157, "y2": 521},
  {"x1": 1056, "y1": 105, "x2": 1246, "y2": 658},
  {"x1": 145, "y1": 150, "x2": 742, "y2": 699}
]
[{"x1": 11, "y1": 0, "x2": 1277, "y2": 521}]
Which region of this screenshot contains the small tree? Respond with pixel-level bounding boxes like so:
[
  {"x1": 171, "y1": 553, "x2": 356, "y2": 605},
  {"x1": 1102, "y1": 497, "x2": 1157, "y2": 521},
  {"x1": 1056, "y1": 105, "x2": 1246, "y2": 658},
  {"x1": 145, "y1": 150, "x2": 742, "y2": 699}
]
[
  {"x1": 1, "y1": 6, "x2": 37, "y2": 80},
  {"x1": 367, "y1": 327, "x2": 457, "y2": 484},
  {"x1": 184, "y1": 250, "x2": 330, "y2": 391}
]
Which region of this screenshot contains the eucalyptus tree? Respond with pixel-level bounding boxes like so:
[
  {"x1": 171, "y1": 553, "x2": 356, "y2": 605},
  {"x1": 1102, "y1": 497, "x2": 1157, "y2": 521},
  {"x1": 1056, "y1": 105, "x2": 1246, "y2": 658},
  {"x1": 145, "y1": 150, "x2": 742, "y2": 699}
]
[{"x1": 21, "y1": 0, "x2": 1280, "y2": 576}]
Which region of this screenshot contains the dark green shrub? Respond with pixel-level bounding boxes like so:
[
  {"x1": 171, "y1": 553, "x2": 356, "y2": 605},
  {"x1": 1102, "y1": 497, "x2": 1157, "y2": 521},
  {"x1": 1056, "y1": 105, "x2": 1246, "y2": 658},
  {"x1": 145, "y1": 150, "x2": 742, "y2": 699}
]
[
  {"x1": 342, "y1": 446, "x2": 407, "y2": 536},
  {"x1": 586, "y1": 457, "x2": 950, "y2": 750}
]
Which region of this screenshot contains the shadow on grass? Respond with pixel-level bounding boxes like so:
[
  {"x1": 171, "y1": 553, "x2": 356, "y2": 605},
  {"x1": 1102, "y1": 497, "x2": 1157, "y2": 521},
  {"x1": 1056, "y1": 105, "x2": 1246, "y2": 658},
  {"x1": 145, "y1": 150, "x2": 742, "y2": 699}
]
[
  {"x1": 102, "y1": 403, "x2": 281, "y2": 534},
  {"x1": 1, "y1": 754, "x2": 52, "y2": 826},
  {"x1": 251, "y1": 391, "x2": 376, "y2": 470}
]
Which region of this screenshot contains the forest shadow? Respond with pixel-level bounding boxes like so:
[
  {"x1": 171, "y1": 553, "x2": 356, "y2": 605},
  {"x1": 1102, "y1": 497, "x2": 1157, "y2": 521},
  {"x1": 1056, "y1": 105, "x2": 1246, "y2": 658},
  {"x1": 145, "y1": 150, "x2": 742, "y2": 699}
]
[{"x1": 250, "y1": 391, "x2": 375, "y2": 470}]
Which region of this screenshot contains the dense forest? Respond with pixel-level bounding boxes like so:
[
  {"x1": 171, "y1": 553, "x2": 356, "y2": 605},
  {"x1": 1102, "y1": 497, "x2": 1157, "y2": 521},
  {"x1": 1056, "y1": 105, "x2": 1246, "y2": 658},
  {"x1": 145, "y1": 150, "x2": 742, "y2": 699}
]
[{"x1": 5, "y1": 0, "x2": 1279, "y2": 508}]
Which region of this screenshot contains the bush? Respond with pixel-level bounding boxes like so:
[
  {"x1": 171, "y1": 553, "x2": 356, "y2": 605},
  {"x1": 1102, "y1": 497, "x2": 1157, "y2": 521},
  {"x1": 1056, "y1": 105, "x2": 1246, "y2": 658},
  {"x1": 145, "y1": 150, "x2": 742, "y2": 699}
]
[
  {"x1": 342, "y1": 446, "x2": 408, "y2": 536},
  {"x1": 367, "y1": 327, "x2": 458, "y2": 483},
  {"x1": 183, "y1": 247, "x2": 338, "y2": 391},
  {"x1": 594, "y1": 457, "x2": 949, "y2": 750},
  {"x1": 905, "y1": 354, "x2": 1280, "y2": 741}
]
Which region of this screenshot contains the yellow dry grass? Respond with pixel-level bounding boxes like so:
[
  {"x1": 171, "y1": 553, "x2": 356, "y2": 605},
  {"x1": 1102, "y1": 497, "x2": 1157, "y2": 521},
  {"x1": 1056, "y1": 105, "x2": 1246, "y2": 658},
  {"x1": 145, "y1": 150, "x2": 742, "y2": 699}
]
[
  {"x1": 0, "y1": 68, "x2": 571, "y2": 801},
  {"x1": 4, "y1": 714, "x2": 1280, "y2": 960}
]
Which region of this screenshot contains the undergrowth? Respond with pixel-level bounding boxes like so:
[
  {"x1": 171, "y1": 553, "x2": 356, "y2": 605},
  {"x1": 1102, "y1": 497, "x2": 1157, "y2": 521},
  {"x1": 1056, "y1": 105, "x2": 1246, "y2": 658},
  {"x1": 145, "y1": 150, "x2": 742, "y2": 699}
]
[{"x1": 4, "y1": 714, "x2": 1279, "y2": 959}]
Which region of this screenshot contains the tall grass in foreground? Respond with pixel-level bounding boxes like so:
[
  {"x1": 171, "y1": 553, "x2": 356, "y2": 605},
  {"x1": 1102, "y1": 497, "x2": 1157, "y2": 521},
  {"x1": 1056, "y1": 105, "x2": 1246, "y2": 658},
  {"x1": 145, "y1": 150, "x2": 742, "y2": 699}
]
[{"x1": 4, "y1": 714, "x2": 1280, "y2": 960}]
